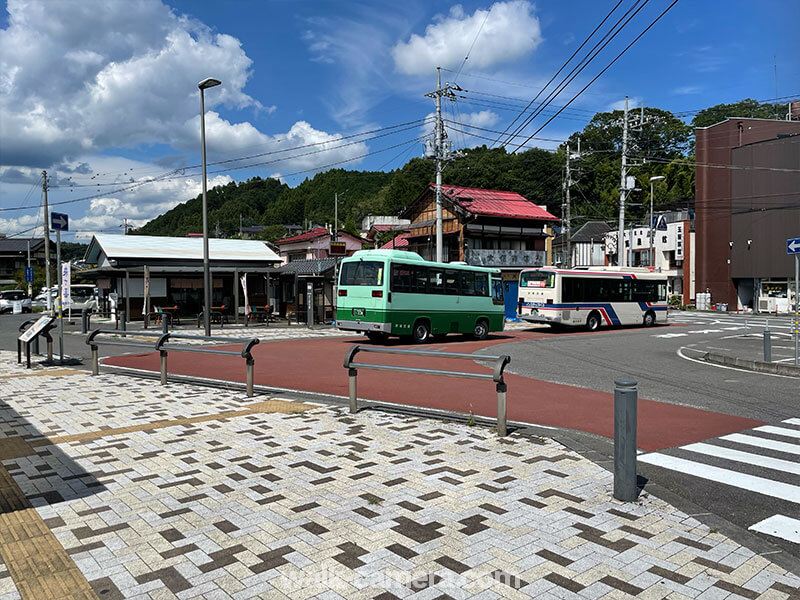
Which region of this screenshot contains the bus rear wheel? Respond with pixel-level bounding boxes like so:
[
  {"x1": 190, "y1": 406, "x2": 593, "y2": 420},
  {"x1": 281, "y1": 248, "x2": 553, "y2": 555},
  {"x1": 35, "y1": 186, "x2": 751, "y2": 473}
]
[
  {"x1": 472, "y1": 319, "x2": 489, "y2": 340},
  {"x1": 586, "y1": 311, "x2": 601, "y2": 332},
  {"x1": 643, "y1": 311, "x2": 656, "y2": 327},
  {"x1": 412, "y1": 320, "x2": 430, "y2": 344}
]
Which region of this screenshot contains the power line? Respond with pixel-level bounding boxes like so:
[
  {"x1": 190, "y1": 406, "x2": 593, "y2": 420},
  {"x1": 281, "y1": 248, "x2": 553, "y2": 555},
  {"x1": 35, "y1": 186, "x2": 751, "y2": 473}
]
[
  {"x1": 491, "y1": 0, "x2": 627, "y2": 148},
  {"x1": 452, "y1": 5, "x2": 492, "y2": 83},
  {"x1": 511, "y1": 0, "x2": 681, "y2": 153}
]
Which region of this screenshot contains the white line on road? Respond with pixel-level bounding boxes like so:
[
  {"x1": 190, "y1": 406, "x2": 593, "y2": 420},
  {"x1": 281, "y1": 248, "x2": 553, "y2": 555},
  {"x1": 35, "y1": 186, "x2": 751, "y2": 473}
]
[
  {"x1": 720, "y1": 433, "x2": 800, "y2": 456},
  {"x1": 754, "y1": 425, "x2": 800, "y2": 440},
  {"x1": 784, "y1": 418, "x2": 800, "y2": 426},
  {"x1": 676, "y1": 347, "x2": 798, "y2": 379},
  {"x1": 638, "y1": 453, "x2": 800, "y2": 503},
  {"x1": 749, "y1": 515, "x2": 800, "y2": 544},
  {"x1": 681, "y1": 442, "x2": 800, "y2": 475}
]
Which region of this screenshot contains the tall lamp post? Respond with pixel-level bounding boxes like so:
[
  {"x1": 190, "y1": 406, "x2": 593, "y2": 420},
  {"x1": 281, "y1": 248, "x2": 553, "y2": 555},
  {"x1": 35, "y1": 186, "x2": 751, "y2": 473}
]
[
  {"x1": 648, "y1": 176, "x2": 665, "y2": 268},
  {"x1": 199, "y1": 77, "x2": 221, "y2": 336}
]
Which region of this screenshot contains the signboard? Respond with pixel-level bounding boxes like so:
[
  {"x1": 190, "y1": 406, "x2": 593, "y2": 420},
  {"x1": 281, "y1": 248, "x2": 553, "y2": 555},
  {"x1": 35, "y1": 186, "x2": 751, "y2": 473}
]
[
  {"x1": 61, "y1": 261, "x2": 71, "y2": 308},
  {"x1": 18, "y1": 316, "x2": 54, "y2": 343},
  {"x1": 240, "y1": 274, "x2": 249, "y2": 316},
  {"x1": 329, "y1": 241, "x2": 347, "y2": 256},
  {"x1": 24, "y1": 267, "x2": 34, "y2": 282},
  {"x1": 787, "y1": 237, "x2": 800, "y2": 255},
  {"x1": 51, "y1": 212, "x2": 69, "y2": 231}
]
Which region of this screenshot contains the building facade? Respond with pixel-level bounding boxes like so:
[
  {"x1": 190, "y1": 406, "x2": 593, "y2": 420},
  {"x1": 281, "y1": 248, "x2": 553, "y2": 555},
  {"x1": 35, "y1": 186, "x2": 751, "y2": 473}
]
[
  {"x1": 0, "y1": 237, "x2": 52, "y2": 290},
  {"x1": 552, "y1": 221, "x2": 611, "y2": 267},
  {"x1": 695, "y1": 118, "x2": 800, "y2": 312},
  {"x1": 274, "y1": 228, "x2": 365, "y2": 263}
]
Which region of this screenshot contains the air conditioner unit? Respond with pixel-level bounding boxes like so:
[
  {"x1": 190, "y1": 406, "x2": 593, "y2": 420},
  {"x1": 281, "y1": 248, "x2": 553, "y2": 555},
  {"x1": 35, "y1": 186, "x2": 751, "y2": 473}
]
[{"x1": 758, "y1": 297, "x2": 776, "y2": 313}]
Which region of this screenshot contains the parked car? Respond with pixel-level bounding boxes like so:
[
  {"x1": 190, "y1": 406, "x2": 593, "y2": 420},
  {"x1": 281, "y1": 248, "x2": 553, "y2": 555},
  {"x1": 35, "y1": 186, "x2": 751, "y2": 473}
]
[
  {"x1": 68, "y1": 284, "x2": 98, "y2": 311},
  {"x1": 0, "y1": 290, "x2": 32, "y2": 313}
]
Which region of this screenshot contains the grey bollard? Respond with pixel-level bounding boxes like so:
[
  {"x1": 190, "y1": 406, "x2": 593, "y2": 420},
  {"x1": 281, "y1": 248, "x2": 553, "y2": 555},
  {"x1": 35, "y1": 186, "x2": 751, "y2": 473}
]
[
  {"x1": 613, "y1": 378, "x2": 638, "y2": 502},
  {"x1": 246, "y1": 358, "x2": 254, "y2": 397},
  {"x1": 348, "y1": 368, "x2": 358, "y2": 413},
  {"x1": 496, "y1": 382, "x2": 507, "y2": 437},
  {"x1": 160, "y1": 350, "x2": 168, "y2": 385},
  {"x1": 162, "y1": 317, "x2": 169, "y2": 334},
  {"x1": 81, "y1": 308, "x2": 89, "y2": 334},
  {"x1": 91, "y1": 345, "x2": 99, "y2": 376},
  {"x1": 763, "y1": 328, "x2": 772, "y2": 362},
  {"x1": 120, "y1": 311, "x2": 127, "y2": 335}
]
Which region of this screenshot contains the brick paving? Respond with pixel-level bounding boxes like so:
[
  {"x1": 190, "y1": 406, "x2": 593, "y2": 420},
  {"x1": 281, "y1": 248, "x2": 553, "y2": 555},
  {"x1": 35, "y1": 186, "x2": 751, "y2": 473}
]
[{"x1": 0, "y1": 350, "x2": 798, "y2": 599}]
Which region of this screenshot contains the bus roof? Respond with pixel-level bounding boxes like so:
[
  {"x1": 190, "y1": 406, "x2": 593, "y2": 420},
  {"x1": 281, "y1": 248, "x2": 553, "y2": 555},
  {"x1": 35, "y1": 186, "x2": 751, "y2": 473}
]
[
  {"x1": 521, "y1": 266, "x2": 667, "y2": 279},
  {"x1": 347, "y1": 249, "x2": 500, "y2": 273}
]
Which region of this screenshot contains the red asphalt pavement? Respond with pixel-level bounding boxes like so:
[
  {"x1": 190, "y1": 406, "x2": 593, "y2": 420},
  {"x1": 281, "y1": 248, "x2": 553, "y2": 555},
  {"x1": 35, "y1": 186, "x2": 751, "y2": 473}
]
[{"x1": 104, "y1": 330, "x2": 763, "y2": 451}]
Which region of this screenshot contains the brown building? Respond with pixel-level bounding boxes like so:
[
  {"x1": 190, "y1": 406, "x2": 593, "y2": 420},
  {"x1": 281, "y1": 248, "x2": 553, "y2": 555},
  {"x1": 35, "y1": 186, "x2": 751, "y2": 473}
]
[{"x1": 695, "y1": 118, "x2": 800, "y2": 312}]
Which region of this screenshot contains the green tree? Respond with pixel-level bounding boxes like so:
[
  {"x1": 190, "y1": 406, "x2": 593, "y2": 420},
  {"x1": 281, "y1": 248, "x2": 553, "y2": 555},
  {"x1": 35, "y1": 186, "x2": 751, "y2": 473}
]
[
  {"x1": 692, "y1": 98, "x2": 786, "y2": 129},
  {"x1": 255, "y1": 224, "x2": 288, "y2": 242}
]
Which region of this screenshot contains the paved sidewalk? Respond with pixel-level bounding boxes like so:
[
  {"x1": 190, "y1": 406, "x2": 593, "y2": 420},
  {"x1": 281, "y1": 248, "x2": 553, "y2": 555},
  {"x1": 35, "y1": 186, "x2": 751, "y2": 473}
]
[{"x1": 0, "y1": 351, "x2": 798, "y2": 600}]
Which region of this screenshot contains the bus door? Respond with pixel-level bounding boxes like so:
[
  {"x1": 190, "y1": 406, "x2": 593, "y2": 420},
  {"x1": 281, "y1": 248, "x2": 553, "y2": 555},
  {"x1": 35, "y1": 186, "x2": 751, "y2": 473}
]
[{"x1": 503, "y1": 280, "x2": 518, "y2": 320}]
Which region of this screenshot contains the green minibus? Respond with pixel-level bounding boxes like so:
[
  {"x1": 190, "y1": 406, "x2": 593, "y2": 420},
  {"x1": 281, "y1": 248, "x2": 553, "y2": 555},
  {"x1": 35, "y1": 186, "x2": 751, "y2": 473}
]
[{"x1": 336, "y1": 249, "x2": 504, "y2": 343}]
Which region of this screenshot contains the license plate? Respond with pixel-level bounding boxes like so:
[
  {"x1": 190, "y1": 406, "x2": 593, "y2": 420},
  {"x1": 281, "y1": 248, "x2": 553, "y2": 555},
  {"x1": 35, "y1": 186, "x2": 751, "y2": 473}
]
[{"x1": 352, "y1": 308, "x2": 365, "y2": 317}]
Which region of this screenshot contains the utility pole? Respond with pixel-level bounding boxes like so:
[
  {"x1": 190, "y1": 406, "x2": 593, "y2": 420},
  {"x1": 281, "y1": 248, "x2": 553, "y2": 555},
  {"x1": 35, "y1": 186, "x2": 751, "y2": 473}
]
[
  {"x1": 42, "y1": 170, "x2": 52, "y2": 311},
  {"x1": 26, "y1": 240, "x2": 32, "y2": 297},
  {"x1": 618, "y1": 97, "x2": 630, "y2": 268},
  {"x1": 334, "y1": 192, "x2": 338, "y2": 243},
  {"x1": 425, "y1": 67, "x2": 458, "y2": 263}
]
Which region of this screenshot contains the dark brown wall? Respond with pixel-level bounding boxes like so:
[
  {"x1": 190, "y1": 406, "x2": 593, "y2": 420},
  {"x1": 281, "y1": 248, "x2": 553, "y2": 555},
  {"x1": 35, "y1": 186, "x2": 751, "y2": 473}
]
[
  {"x1": 730, "y1": 135, "x2": 800, "y2": 278},
  {"x1": 695, "y1": 119, "x2": 800, "y2": 306}
]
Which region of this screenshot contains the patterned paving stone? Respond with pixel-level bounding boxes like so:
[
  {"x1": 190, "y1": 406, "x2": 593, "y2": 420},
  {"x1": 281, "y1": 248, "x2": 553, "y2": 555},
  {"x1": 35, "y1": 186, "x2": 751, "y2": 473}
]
[{"x1": 0, "y1": 349, "x2": 798, "y2": 599}]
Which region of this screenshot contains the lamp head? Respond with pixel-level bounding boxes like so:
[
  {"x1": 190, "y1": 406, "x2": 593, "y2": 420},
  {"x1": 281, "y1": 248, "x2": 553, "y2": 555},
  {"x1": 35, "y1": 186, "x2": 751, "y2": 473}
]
[
  {"x1": 649, "y1": 175, "x2": 665, "y2": 182},
  {"x1": 198, "y1": 77, "x2": 221, "y2": 90}
]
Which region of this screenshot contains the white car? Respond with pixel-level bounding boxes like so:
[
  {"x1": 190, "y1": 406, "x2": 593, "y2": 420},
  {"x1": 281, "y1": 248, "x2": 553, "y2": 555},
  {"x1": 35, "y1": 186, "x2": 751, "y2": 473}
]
[{"x1": 0, "y1": 290, "x2": 32, "y2": 313}]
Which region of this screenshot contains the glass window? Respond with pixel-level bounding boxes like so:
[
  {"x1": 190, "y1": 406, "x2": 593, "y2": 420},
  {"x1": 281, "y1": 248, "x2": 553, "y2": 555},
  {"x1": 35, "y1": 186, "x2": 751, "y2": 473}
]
[
  {"x1": 429, "y1": 269, "x2": 444, "y2": 294},
  {"x1": 492, "y1": 277, "x2": 504, "y2": 305},
  {"x1": 339, "y1": 261, "x2": 384, "y2": 286},
  {"x1": 459, "y1": 271, "x2": 476, "y2": 296},
  {"x1": 444, "y1": 269, "x2": 459, "y2": 295},
  {"x1": 475, "y1": 273, "x2": 489, "y2": 297},
  {"x1": 391, "y1": 265, "x2": 412, "y2": 293},
  {"x1": 411, "y1": 266, "x2": 429, "y2": 293},
  {"x1": 520, "y1": 271, "x2": 555, "y2": 288}
]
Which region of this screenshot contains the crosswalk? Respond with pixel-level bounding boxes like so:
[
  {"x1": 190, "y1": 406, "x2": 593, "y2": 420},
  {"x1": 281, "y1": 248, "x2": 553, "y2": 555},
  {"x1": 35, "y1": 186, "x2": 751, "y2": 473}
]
[{"x1": 639, "y1": 418, "x2": 800, "y2": 544}]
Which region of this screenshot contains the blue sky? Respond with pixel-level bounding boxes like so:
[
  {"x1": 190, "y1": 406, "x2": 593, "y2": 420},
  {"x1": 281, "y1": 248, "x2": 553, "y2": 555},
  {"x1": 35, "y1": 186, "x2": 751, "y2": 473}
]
[{"x1": 1, "y1": 0, "x2": 798, "y2": 241}]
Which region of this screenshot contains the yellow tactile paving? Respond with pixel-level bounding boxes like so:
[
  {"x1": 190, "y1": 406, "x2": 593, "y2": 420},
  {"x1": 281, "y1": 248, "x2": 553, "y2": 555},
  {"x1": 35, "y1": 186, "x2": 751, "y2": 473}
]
[
  {"x1": 0, "y1": 369, "x2": 85, "y2": 379},
  {"x1": 0, "y1": 467, "x2": 97, "y2": 600}
]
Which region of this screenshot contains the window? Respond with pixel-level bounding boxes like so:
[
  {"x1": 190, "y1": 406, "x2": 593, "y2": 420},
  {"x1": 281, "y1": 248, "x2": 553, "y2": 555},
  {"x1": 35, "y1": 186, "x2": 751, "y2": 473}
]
[
  {"x1": 520, "y1": 271, "x2": 555, "y2": 288},
  {"x1": 339, "y1": 261, "x2": 384, "y2": 286},
  {"x1": 475, "y1": 273, "x2": 489, "y2": 297},
  {"x1": 411, "y1": 266, "x2": 429, "y2": 293},
  {"x1": 492, "y1": 277, "x2": 504, "y2": 305},
  {"x1": 391, "y1": 265, "x2": 412, "y2": 292},
  {"x1": 429, "y1": 269, "x2": 444, "y2": 294},
  {"x1": 459, "y1": 271, "x2": 476, "y2": 296},
  {"x1": 662, "y1": 236, "x2": 667, "y2": 243},
  {"x1": 444, "y1": 269, "x2": 459, "y2": 295}
]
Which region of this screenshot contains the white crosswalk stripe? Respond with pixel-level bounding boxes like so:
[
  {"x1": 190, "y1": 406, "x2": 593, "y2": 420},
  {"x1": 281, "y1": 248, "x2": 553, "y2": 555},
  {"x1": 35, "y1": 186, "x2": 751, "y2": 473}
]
[{"x1": 639, "y1": 418, "x2": 800, "y2": 505}]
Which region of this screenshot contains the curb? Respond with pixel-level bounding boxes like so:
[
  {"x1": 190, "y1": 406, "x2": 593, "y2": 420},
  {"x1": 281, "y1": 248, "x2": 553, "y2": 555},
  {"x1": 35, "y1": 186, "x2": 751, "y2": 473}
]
[{"x1": 704, "y1": 352, "x2": 800, "y2": 377}]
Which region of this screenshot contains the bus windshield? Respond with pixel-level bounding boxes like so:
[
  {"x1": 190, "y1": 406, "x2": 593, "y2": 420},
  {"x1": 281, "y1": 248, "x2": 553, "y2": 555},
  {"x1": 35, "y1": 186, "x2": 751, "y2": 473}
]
[
  {"x1": 520, "y1": 271, "x2": 555, "y2": 288},
  {"x1": 340, "y1": 261, "x2": 384, "y2": 286}
]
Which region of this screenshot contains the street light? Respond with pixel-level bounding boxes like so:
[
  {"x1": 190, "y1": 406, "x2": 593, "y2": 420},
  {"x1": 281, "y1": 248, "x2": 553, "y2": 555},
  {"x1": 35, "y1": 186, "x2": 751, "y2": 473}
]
[
  {"x1": 199, "y1": 77, "x2": 221, "y2": 336},
  {"x1": 649, "y1": 176, "x2": 665, "y2": 268}
]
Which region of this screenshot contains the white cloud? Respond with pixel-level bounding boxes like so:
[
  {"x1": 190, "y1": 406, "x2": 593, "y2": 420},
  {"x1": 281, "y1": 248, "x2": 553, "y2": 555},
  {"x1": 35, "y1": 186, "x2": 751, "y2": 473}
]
[
  {"x1": 672, "y1": 86, "x2": 702, "y2": 95},
  {"x1": 607, "y1": 97, "x2": 643, "y2": 112},
  {"x1": 392, "y1": 1, "x2": 542, "y2": 76}
]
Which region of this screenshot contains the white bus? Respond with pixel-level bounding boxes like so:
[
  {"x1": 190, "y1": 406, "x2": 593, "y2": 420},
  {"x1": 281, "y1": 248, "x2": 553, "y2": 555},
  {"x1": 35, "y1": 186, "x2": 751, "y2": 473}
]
[{"x1": 517, "y1": 266, "x2": 668, "y2": 331}]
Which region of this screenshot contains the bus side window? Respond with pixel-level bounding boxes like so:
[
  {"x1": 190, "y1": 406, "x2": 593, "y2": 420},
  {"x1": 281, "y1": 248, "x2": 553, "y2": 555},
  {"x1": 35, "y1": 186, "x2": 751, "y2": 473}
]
[
  {"x1": 444, "y1": 269, "x2": 459, "y2": 295},
  {"x1": 492, "y1": 278, "x2": 504, "y2": 305},
  {"x1": 412, "y1": 266, "x2": 428, "y2": 294},
  {"x1": 391, "y1": 265, "x2": 412, "y2": 293},
  {"x1": 459, "y1": 271, "x2": 476, "y2": 296},
  {"x1": 429, "y1": 269, "x2": 444, "y2": 295},
  {"x1": 476, "y1": 274, "x2": 489, "y2": 297}
]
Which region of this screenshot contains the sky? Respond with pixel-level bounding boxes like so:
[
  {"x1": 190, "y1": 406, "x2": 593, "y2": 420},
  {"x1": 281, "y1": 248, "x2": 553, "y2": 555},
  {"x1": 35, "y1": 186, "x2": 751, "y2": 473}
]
[{"x1": 1, "y1": 0, "x2": 798, "y2": 242}]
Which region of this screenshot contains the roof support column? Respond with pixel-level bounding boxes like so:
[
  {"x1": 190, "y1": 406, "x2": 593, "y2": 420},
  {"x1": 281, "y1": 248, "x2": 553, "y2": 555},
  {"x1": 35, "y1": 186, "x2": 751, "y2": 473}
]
[{"x1": 234, "y1": 268, "x2": 239, "y2": 325}]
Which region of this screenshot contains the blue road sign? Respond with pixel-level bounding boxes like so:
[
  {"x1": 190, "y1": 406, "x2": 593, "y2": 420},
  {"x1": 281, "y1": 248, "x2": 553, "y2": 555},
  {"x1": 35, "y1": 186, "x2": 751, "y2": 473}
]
[
  {"x1": 788, "y1": 237, "x2": 800, "y2": 255},
  {"x1": 51, "y1": 212, "x2": 68, "y2": 231},
  {"x1": 24, "y1": 267, "x2": 34, "y2": 282}
]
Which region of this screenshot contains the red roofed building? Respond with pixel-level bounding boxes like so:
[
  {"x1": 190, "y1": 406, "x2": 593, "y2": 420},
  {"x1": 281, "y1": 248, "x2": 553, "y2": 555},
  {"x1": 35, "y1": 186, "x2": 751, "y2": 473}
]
[
  {"x1": 274, "y1": 227, "x2": 365, "y2": 264},
  {"x1": 378, "y1": 232, "x2": 410, "y2": 250},
  {"x1": 399, "y1": 184, "x2": 557, "y2": 271}
]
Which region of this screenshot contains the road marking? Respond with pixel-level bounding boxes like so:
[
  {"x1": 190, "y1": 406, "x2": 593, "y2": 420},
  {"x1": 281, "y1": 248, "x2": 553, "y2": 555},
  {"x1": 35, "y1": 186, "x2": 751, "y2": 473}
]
[
  {"x1": 676, "y1": 347, "x2": 798, "y2": 379},
  {"x1": 688, "y1": 329, "x2": 724, "y2": 334},
  {"x1": 681, "y1": 442, "x2": 800, "y2": 475},
  {"x1": 638, "y1": 454, "x2": 800, "y2": 503},
  {"x1": 754, "y1": 425, "x2": 800, "y2": 440},
  {"x1": 654, "y1": 333, "x2": 688, "y2": 338},
  {"x1": 784, "y1": 418, "x2": 800, "y2": 426},
  {"x1": 720, "y1": 433, "x2": 800, "y2": 456},
  {"x1": 748, "y1": 515, "x2": 800, "y2": 544}
]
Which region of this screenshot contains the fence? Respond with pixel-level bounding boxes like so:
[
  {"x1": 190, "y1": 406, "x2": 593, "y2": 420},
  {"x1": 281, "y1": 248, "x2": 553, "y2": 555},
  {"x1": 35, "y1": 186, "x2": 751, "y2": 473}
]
[
  {"x1": 342, "y1": 345, "x2": 511, "y2": 436},
  {"x1": 86, "y1": 329, "x2": 260, "y2": 396}
]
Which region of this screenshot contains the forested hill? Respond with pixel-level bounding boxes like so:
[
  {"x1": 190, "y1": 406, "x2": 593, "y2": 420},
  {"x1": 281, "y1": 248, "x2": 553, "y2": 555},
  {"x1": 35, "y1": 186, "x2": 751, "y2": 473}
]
[{"x1": 134, "y1": 98, "x2": 785, "y2": 239}]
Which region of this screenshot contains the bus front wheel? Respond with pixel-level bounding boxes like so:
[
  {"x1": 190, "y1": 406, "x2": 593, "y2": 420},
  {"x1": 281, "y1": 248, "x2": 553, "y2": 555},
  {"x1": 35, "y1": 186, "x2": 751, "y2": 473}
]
[
  {"x1": 586, "y1": 312, "x2": 601, "y2": 332},
  {"x1": 643, "y1": 311, "x2": 656, "y2": 327},
  {"x1": 412, "y1": 320, "x2": 430, "y2": 344},
  {"x1": 472, "y1": 319, "x2": 489, "y2": 340}
]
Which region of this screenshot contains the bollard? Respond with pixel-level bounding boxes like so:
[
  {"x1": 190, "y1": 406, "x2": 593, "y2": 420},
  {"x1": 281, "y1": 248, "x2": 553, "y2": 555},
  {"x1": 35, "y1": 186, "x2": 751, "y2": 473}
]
[
  {"x1": 81, "y1": 309, "x2": 89, "y2": 334},
  {"x1": 160, "y1": 350, "x2": 168, "y2": 385},
  {"x1": 348, "y1": 367, "x2": 358, "y2": 413},
  {"x1": 763, "y1": 328, "x2": 772, "y2": 363},
  {"x1": 120, "y1": 311, "x2": 127, "y2": 335},
  {"x1": 46, "y1": 338, "x2": 53, "y2": 363},
  {"x1": 91, "y1": 345, "x2": 99, "y2": 376},
  {"x1": 246, "y1": 358, "x2": 254, "y2": 397},
  {"x1": 162, "y1": 317, "x2": 169, "y2": 334},
  {"x1": 496, "y1": 382, "x2": 507, "y2": 437},
  {"x1": 613, "y1": 378, "x2": 638, "y2": 502}
]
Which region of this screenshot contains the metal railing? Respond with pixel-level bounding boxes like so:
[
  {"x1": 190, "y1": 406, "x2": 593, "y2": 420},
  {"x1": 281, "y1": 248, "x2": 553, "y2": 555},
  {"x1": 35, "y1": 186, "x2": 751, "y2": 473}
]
[
  {"x1": 343, "y1": 345, "x2": 511, "y2": 436},
  {"x1": 81, "y1": 310, "x2": 121, "y2": 334},
  {"x1": 86, "y1": 330, "x2": 260, "y2": 396}
]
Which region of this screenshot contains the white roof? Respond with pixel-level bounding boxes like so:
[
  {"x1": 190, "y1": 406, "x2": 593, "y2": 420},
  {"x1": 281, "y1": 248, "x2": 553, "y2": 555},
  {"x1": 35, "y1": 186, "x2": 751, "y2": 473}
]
[{"x1": 87, "y1": 234, "x2": 280, "y2": 262}]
